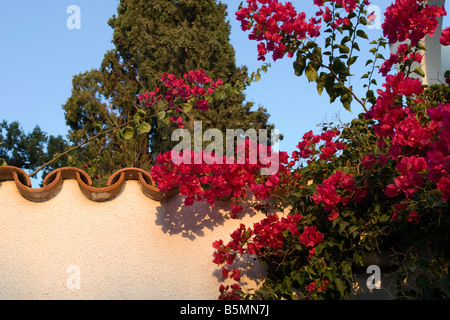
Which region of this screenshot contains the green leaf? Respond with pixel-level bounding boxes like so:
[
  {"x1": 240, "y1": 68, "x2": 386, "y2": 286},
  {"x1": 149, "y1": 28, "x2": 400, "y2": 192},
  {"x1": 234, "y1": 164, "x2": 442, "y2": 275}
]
[
  {"x1": 294, "y1": 55, "x2": 307, "y2": 76},
  {"x1": 94, "y1": 123, "x2": 103, "y2": 133},
  {"x1": 158, "y1": 110, "x2": 166, "y2": 120},
  {"x1": 413, "y1": 67, "x2": 425, "y2": 77},
  {"x1": 339, "y1": 45, "x2": 350, "y2": 54},
  {"x1": 332, "y1": 58, "x2": 347, "y2": 74},
  {"x1": 339, "y1": 221, "x2": 349, "y2": 233},
  {"x1": 359, "y1": 16, "x2": 368, "y2": 25},
  {"x1": 315, "y1": 242, "x2": 325, "y2": 256},
  {"x1": 353, "y1": 252, "x2": 363, "y2": 266},
  {"x1": 305, "y1": 65, "x2": 318, "y2": 82},
  {"x1": 334, "y1": 278, "x2": 347, "y2": 296},
  {"x1": 340, "y1": 91, "x2": 353, "y2": 112},
  {"x1": 162, "y1": 116, "x2": 170, "y2": 125},
  {"x1": 183, "y1": 103, "x2": 193, "y2": 113},
  {"x1": 214, "y1": 89, "x2": 226, "y2": 101},
  {"x1": 121, "y1": 126, "x2": 134, "y2": 140},
  {"x1": 341, "y1": 36, "x2": 351, "y2": 45},
  {"x1": 348, "y1": 225, "x2": 358, "y2": 235},
  {"x1": 225, "y1": 83, "x2": 236, "y2": 97},
  {"x1": 134, "y1": 109, "x2": 146, "y2": 121},
  {"x1": 417, "y1": 42, "x2": 426, "y2": 51},
  {"x1": 261, "y1": 63, "x2": 271, "y2": 73},
  {"x1": 316, "y1": 75, "x2": 326, "y2": 96},
  {"x1": 157, "y1": 100, "x2": 169, "y2": 111},
  {"x1": 357, "y1": 29, "x2": 368, "y2": 39},
  {"x1": 137, "y1": 122, "x2": 151, "y2": 134},
  {"x1": 347, "y1": 56, "x2": 358, "y2": 66}
]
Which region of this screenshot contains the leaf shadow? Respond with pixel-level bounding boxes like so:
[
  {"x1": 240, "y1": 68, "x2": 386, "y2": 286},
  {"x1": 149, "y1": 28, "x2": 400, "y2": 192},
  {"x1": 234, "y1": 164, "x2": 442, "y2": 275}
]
[
  {"x1": 211, "y1": 253, "x2": 268, "y2": 288},
  {"x1": 155, "y1": 194, "x2": 257, "y2": 241}
]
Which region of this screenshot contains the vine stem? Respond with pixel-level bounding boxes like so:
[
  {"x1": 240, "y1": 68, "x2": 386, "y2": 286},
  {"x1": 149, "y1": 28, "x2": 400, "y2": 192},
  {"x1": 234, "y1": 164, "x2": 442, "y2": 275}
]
[
  {"x1": 321, "y1": 63, "x2": 369, "y2": 112},
  {"x1": 307, "y1": 51, "x2": 368, "y2": 112},
  {"x1": 29, "y1": 113, "x2": 157, "y2": 178}
]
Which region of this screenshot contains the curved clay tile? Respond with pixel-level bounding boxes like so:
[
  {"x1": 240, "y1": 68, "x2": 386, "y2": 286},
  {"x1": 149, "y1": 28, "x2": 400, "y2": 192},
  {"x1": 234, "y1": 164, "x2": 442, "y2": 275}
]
[
  {"x1": 0, "y1": 166, "x2": 178, "y2": 203},
  {"x1": 108, "y1": 168, "x2": 179, "y2": 202}
]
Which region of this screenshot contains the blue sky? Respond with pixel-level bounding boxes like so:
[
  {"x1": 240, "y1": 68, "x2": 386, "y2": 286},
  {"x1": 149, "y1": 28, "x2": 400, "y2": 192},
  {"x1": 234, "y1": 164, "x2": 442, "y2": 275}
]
[{"x1": 0, "y1": 1, "x2": 448, "y2": 161}]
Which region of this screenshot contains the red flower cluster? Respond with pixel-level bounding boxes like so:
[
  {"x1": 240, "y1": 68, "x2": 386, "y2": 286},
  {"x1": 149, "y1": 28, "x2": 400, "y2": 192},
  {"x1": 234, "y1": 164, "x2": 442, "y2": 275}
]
[
  {"x1": 219, "y1": 283, "x2": 242, "y2": 300},
  {"x1": 300, "y1": 225, "x2": 325, "y2": 257},
  {"x1": 366, "y1": 72, "x2": 424, "y2": 138},
  {"x1": 312, "y1": 170, "x2": 358, "y2": 221},
  {"x1": 441, "y1": 27, "x2": 450, "y2": 46},
  {"x1": 213, "y1": 213, "x2": 303, "y2": 268},
  {"x1": 138, "y1": 70, "x2": 223, "y2": 128},
  {"x1": 361, "y1": 154, "x2": 388, "y2": 171},
  {"x1": 251, "y1": 213, "x2": 304, "y2": 254},
  {"x1": 236, "y1": 0, "x2": 322, "y2": 61},
  {"x1": 382, "y1": 0, "x2": 446, "y2": 46},
  {"x1": 213, "y1": 213, "x2": 326, "y2": 299},
  {"x1": 366, "y1": 68, "x2": 449, "y2": 205},
  {"x1": 392, "y1": 203, "x2": 419, "y2": 223},
  {"x1": 379, "y1": 43, "x2": 423, "y2": 77},
  {"x1": 150, "y1": 140, "x2": 290, "y2": 213},
  {"x1": 366, "y1": 65, "x2": 449, "y2": 213},
  {"x1": 314, "y1": 0, "x2": 369, "y2": 29},
  {"x1": 425, "y1": 103, "x2": 450, "y2": 201},
  {"x1": 314, "y1": 0, "x2": 363, "y2": 14},
  {"x1": 291, "y1": 129, "x2": 346, "y2": 164},
  {"x1": 385, "y1": 156, "x2": 427, "y2": 199},
  {"x1": 306, "y1": 279, "x2": 329, "y2": 294},
  {"x1": 437, "y1": 176, "x2": 450, "y2": 202},
  {"x1": 236, "y1": 0, "x2": 374, "y2": 61},
  {"x1": 389, "y1": 113, "x2": 433, "y2": 158}
]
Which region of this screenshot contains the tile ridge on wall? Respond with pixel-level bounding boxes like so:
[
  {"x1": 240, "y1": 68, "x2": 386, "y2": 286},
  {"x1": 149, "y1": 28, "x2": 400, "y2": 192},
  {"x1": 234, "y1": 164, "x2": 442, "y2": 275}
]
[{"x1": 0, "y1": 166, "x2": 178, "y2": 203}]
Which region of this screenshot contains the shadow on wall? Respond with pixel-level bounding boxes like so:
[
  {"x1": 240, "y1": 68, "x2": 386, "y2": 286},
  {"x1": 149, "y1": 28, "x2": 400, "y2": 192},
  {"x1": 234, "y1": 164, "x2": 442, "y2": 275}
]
[
  {"x1": 211, "y1": 251, "x2": 268, "y2": 290},
  {"x1": 155, "y1": 194, "x2": 257, "y2": 241}
]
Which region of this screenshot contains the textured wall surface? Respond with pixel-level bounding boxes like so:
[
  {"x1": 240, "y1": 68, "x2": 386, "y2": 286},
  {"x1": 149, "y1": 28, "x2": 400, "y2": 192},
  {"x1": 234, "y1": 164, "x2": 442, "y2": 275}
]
[{"x1": 0, "y1": 179, "x2": 267, "y2": 300}]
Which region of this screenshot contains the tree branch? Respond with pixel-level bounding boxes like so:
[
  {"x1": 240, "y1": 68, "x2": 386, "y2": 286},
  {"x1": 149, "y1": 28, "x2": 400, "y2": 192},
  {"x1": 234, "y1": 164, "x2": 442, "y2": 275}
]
[
  {"x1": 29, "y1": 113, "x2": 157, "y2": 178},
  {"x1": 322, "y1": 63, "x2": 368, "y2": 112}
]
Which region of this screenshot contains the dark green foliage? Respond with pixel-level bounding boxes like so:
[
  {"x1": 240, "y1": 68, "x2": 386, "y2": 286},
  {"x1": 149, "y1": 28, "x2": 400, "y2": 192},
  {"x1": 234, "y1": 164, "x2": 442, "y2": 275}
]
[{"x1": 0, "y1": 120, "x2": 69, "y2": 179}]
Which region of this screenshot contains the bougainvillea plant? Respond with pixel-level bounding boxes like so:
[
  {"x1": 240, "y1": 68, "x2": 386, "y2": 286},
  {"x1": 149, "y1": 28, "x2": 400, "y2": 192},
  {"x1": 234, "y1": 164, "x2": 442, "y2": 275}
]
[
  {"x1": 147, "y1": 0, "x2": 449, "y2": 300},
  {"x1": 137, "y1": 70, "x2": 225, "y2": 129},
  {"x1": 150, "y1": 141, "x2": 291, "y2": 216}
]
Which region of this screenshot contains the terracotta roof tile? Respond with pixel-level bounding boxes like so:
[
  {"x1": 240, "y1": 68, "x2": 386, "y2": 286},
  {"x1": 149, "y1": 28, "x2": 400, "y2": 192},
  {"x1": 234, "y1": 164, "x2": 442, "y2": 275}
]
[{"x1": 0, "y1": 166, "x2": 178, "y2": 202}]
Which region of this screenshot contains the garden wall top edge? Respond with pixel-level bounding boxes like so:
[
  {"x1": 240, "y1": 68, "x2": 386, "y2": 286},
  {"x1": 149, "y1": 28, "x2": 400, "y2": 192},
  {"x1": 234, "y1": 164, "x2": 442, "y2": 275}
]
[{"x1": 0, "y1": 166, "x2": 178, "y2": 203}]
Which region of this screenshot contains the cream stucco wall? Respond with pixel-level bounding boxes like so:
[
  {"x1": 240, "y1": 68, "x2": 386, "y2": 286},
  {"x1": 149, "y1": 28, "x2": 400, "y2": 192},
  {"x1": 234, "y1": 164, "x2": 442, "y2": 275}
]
[{"x1": 0, "y1": 179, "x2": 267, "y2": 300}]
